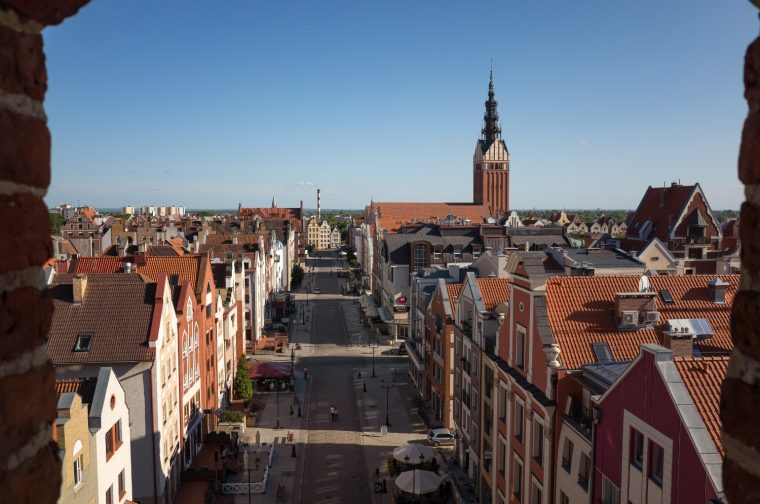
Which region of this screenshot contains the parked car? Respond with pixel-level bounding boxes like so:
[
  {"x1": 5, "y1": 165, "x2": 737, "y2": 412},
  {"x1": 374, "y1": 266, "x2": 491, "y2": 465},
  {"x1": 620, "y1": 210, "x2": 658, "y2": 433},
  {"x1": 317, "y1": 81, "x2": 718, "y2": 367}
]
[
  {"x1": 313, "y1": 288, "x2": 320, "y2": 294},
  {"x1": 427, "y1": 428, "x2": 455, "y2": 447},
  {"x1": 398, "y1": 341, "x2": 407, "y2": 355}
]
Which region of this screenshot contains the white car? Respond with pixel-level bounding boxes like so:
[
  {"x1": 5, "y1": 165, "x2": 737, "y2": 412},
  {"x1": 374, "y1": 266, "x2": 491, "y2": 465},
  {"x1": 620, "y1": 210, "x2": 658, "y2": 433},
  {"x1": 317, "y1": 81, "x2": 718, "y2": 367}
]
[
  {"x1": 427, "y1": 428, "x2": 455, "y2": 447},
  {"x1": 313, "y1": 288, "x2": 320, "y2": 294}
]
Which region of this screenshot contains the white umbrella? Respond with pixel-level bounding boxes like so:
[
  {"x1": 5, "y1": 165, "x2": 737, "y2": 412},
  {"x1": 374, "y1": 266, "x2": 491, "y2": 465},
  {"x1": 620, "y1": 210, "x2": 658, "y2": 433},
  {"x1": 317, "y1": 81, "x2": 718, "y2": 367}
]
[
  {"x1": 395, "y1": 469, "x2": 442, "y2": 495},
  {"x1": 393, "y1": 444, "x2": 435, "y2": 464}
]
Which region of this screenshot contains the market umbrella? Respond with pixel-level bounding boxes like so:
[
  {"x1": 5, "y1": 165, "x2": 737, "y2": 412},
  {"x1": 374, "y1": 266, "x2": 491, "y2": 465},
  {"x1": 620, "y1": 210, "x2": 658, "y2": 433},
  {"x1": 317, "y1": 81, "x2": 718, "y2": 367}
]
[
  {"x1": 392, "y1": 444, "x2": 434, "y2": 464},
  {"x1": 395, "y1": 469, "x2": 442, "y2": 495}
]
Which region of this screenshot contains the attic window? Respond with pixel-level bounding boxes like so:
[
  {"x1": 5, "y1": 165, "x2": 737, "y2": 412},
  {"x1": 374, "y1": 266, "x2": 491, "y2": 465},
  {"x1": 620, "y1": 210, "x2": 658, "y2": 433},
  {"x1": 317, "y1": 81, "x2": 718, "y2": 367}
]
[
  {"x1": 659, "y1": 290, "x2": 674, "y2": 304},
  {"x1": 170, "y1": 275, "x2": 180, "y2": 286},
  {"x1": 591, "y1": 342, "x2": 613, "y2": 363},
  {"x1": 74, "y1": 334, "x2": 93, "y2": 352}
]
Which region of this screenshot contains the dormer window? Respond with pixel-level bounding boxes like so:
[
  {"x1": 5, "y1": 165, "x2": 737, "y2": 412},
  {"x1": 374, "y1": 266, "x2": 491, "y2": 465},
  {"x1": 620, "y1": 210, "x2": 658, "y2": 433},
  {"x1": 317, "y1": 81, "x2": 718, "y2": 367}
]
[
  {"x1": 433, "y1": 246, "x2": 442, "y2": 261},
  {"x1": 74, "y1": 334, "x2": 93, "y2": 352},
  {"x1": 453, "y1": 247, "x2": 462, "y2": 259}
]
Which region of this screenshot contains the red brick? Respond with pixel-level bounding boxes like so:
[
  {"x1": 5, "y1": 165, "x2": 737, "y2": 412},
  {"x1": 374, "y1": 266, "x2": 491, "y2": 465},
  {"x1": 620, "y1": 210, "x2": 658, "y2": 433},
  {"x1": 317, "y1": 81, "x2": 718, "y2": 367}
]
[
  {"x1": 745, "y1": 36, "x2": 760, "y2": 105},
  {"x1": 0, "y1": 24, "x2": 46, "y2": 101},
  {"x1": 0, "y1": 441, "x2": 61, "y2": 504},
  {"x1": 724, "y1": 458, "x2": 760, "y2": 504},
  {"x1": 0, "y1": 193, "x2": 51, "y2": 275},
  {"x1": 739, "y1": 112, "x2": 760, "y2": 184},
  {"x1": 0, "y1": 287, "x2": 53, "y2": 362},
  {"x1": 0, "y1": 363, "x2": 56, "y2": 465},
  {"x1": 740, "y1": 202, "x2": 760, "y2": 271},
  {"x1": 3, "y1": 0, "x2": 92, "y2": 27},
  {"x1": 0, "y1": 108, "x2": 50, "y2": 188},
  {"x1": 722, "y1": 376, "x2": 760, "y2": 452},
  {"x1": 731, "y1": 291, "x2": 760, "y2": 362}
]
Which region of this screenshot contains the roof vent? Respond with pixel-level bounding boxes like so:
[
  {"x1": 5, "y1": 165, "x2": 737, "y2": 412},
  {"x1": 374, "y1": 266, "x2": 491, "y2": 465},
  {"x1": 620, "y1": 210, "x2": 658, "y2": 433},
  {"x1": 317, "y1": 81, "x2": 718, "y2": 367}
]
[
  {"x1": 706, "y1": 278, "x2": 728, "y2": 304},
  {"x1": 124, "y1": 262, "x2": 133, "y2": 274}
]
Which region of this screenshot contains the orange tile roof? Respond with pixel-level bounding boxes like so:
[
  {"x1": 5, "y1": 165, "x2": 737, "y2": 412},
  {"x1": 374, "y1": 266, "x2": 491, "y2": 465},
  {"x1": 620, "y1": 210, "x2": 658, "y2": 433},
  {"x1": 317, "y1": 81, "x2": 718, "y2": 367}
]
[
  {"x1": 139, "y1": 255, "x2": 205, "y2": 294},
  {"x1": 55, "y1": 378, "x2": 97, "y2": 403},
  {"x1": 72, "y1": 256, "x2": 131, "y2": 274},
  {"x1": 446, "y1": 283, "x2": 462, "y2": 315},
  {"x1": 673, "y1": 356, "x2": 728, "y2": 456},
  {"x1": 371, "y1": 202, "x2": 491, "y2": 233},
  {"x1": 476, "y1": 278, "x2": 510, "y2": 310},
  {"x1": 545, "y1": 274, "x2": 737, "y2": 369}
]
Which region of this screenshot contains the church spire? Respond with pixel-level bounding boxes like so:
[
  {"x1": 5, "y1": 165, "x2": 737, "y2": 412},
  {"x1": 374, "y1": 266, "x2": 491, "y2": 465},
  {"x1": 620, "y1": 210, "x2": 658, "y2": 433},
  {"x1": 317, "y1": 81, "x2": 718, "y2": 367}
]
[{"x1": 481, "y1": 66, "x2": 501, "y2": 150}]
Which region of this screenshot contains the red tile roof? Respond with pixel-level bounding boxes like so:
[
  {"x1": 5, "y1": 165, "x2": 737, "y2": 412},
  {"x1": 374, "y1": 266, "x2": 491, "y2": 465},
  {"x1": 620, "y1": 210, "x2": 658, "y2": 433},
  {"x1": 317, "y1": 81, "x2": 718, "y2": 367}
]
[
  {"x1": 48, "y1": 274, "x2": 157, "y2": 364},
  {"x1": 205, "y1": 233, "x2": 263, "y2": 246},
  {"x1": 60, "y1": 239, "x2": 78, "y2": 255},
  {"x1": 476, "y1": 278, "x2": 510, "y2": 310},
  {"x1": 626, "y1": 184, "x2": 696, "y2": 242},
  {"x1": 71, "y1": 256, "x2": 132, "y2": 274},
  {"x1": 545, "y1": 274, "x2": 737, "y2": 369},
  {"x1": 139, "y1": 255, "x2": 207, "y2": 295},
  {"x1": 370, "y1": 202, "x2": 491, "y2": 233},
  {"x1": 55, "y1": 378, "x2": 97, "y2": 404},
  {"x1": 446, "y1": 283, "x2": 462, "y2": 315},
  {"x1": 673, "y1": 356, "x2": 728, "y2": 456}
]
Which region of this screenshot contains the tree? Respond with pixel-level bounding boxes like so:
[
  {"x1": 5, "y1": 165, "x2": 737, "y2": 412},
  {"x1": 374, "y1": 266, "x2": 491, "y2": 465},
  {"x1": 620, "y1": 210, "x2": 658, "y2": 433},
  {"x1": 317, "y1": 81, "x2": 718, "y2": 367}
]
[
  {"x1": 291, "y1": 264, "x2": 305, "y2": 289},
  {"x1": 49, "y1": 212, "x2": 66, "y2": 236},
  {"x1": 233, "y1": 356, "x2": 253, "y2": 403}
]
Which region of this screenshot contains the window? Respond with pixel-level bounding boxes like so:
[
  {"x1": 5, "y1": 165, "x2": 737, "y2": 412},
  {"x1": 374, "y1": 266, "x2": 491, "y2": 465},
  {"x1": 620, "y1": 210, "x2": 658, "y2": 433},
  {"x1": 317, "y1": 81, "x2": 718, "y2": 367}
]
[
  {"x1": 473, "y1": 246, "x2": 481, "y2": 259},
  {"x1": 453, "y1": 247, "x2": 462, "y2": 259},
  {"x1": 601, "y1": 476, "x2": 620, "y2": 504},
  {"x1": 530, "y1": 481, "x2": 542, "y2": 504},
  {"x1": 631, "y1": 429, "x2": 644, "y2": 469},
  {"x1": 73, "y1": 454, "x2": 83, "y2": 486},
  {"x1": 650, "y1": 442, "x2": 664, "y2": 486},
  {"x1": 414, "y1": 243, "x2": 428, "y2": 271},
  {"x1": 514, "y1": 401, "x2": 524, "y2": 442},
  {"x1": 532, "y1": 420, "x2": 543, "y2": 465},
  {"x1": 106, "y1": 486, "x2": 113, "y2": 504},
  {"x1": 516, "y1": 327, "x2": 526, "y2": 370},
  {"x1": 118, "y1": 470, "x2": 126, "y2": 498},
  {"x1": 498, "y1": 387, "x2": 507, "y2": 421},
  {"x1": 562, "y1": 438, "x2": 574, "y2": 472},
  {"x1": 592, "y1": 342, "x2": 613, "y2": 363},
  {"x1": 578, "y1": 452, "x2": 591, "y2": 489},
  {"x1": 560, "y1": 491, "x2": 570, "y2": 504},
  {"x1": 74, "y1": 334, "x2": 93, "y2": 352},
  {"x1": 433, "y1": 246, "x2": 442, "y2": 260},
  {"x1": 497, "y1": 439, "x2": 506, "y2": 476},
  {"x1": 513, "y1": 456, "x2": 523, "y2": 501},
  {"x1": 659, "y1": 290, "x2": 674, "y2": 304}
]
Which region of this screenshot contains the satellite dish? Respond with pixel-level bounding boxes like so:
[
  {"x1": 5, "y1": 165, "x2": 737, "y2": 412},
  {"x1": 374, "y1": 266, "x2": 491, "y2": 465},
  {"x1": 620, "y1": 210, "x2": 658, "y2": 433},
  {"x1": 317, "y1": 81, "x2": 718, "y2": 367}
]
[{"x1": 638, "y1": 275, "x2": 651, "y2": 293}]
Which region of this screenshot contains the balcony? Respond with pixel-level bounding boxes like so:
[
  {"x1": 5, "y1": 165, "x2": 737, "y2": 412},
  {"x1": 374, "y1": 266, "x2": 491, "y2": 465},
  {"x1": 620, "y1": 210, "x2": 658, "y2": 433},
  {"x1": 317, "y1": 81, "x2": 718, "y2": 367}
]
[{"x1": 565, "y1": 403, "x2": 593, "y2": 440}]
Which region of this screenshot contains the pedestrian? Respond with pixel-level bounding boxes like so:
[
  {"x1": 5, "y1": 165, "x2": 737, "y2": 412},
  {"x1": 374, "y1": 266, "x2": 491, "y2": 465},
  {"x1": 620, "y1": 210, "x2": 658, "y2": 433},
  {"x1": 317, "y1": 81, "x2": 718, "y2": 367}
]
[
  {"x1": 335, "y1": 407, "x2": 339, "y2": 422},
  {"x1": 329, "y1": 405, "x2": 335, "y2": 422},
  {"x1": 304, "y1": 367, "x2": 309, "y2": 379}
]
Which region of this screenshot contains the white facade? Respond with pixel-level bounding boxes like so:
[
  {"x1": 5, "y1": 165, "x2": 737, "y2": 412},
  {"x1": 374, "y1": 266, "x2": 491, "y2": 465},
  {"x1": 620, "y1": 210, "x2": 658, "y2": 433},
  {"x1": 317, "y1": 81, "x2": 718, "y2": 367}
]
[{"x1": 92, "y1": 367, "x2": 133, "y2": 504}]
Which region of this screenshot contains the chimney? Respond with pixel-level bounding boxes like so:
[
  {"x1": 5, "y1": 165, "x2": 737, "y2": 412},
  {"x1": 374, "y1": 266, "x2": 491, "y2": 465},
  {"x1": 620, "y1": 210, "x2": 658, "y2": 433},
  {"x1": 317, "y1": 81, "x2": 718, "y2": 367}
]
[
  {"x1": 72, "y1": 274, "x2": 88, "y2": 303},
  {"x1": 663, "y1": 320, "x2": 694, "y2": 358},
  {"x1": 706, "y1": 278, "x2": 728, "y2": 304},
  {"x1": 124, "y1": 262, "x2": 133, "y2": 274},
  {"x1": 317, "y1": 188, "x2": 321, "y2": 221},
  {"x1": 614, "y1": 291, "x2": 657, "y2": 328}
]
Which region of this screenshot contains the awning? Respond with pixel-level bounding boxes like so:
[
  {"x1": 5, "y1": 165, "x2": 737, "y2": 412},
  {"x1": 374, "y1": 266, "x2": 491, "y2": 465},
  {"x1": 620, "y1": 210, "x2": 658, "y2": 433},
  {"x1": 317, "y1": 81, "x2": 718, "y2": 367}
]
[
  {"x1": 395, "y1": 469, "x2": 442, "y2": 495},
  {"x1": 377, "y1": 307, "x2": 394, "y2": 324},
  {"x1": 248, "y1": 361, "x2": 291, "y2": 379},
  {"x1": 360, "y1": 294, "x2": 379, "y2": 318}
]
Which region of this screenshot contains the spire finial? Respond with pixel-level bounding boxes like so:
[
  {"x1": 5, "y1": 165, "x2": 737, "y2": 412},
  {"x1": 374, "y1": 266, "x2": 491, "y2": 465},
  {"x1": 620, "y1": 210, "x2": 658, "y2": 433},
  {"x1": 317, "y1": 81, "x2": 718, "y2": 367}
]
[{"x1": 489, "y1": 59, "x2": 494, "y2": 98}]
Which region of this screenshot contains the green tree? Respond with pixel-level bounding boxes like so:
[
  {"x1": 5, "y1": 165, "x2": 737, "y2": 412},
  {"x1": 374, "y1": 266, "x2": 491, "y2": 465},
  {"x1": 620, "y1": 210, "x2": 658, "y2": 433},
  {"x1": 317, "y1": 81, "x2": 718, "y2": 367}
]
[
  {"x1": 49, "y1": 212, "x2": 66, "y2": 236},
  {"x1": 233, "y1": 356, "x2": 253, "y2": 403},
  {"x1": 291, "y1": 264, "x2": 305, "y2": 289}
]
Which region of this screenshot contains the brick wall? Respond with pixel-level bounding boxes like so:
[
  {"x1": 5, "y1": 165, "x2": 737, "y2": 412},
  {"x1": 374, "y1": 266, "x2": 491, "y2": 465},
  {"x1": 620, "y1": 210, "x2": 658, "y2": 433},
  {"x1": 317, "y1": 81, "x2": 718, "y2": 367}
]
[
  {"x1": 0, "y1": 2, "x2": 89, "y2": 503},
  {"x1": 722, "y1": 16, "x2": 760, "y2": 503}
]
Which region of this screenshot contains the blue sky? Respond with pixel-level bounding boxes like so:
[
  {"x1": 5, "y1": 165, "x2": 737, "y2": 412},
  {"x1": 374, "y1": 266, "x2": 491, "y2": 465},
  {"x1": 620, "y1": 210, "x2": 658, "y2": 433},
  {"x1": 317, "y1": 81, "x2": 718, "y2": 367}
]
[{"x1": 44, "y1": 1, "x2": 756, "y2": 210}]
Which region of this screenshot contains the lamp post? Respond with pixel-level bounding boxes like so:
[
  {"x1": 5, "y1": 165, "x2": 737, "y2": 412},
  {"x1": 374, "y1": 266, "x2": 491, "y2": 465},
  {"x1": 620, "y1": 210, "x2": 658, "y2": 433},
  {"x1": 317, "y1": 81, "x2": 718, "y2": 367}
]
[
  {"x1": 275, "y1": 385, "x2": 280, "y2": 429},
  {"x1": 381, "y1": 379, "x2": 395, "y2": 427},
  {"x1": 371, "y1": 344, "x2": 377, "y2": 378}
]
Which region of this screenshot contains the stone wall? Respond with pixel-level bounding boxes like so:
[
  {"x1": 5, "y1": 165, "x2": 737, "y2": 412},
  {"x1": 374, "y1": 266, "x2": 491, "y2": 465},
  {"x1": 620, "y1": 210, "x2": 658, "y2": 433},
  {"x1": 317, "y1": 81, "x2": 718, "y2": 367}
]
[
  {"x1": 722, "y1": 12, "x2": 760, "y2": 503},
  {"x1": 0, "y1": 2, "x2": 89, "y2": 502}
]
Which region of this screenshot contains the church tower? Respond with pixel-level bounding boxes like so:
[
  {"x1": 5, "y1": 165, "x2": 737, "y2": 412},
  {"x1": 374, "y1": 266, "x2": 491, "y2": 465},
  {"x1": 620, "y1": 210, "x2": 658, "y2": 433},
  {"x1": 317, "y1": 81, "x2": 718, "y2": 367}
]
[{"x1": 473, "y1": 69, "x2": 510, "y2": 216}]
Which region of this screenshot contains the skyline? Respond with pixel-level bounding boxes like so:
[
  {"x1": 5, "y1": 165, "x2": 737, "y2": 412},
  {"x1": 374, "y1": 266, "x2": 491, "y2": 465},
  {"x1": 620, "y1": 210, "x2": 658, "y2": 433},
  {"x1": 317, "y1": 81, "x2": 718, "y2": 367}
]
[{"x1": 43, "y1": 0, "x2": 755, "y2": 210}]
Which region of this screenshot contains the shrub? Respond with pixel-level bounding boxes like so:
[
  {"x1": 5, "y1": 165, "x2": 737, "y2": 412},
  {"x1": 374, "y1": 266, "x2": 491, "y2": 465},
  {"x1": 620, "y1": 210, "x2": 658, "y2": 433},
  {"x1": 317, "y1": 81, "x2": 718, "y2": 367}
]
[
  {"x1": 233, "y1": 356, "x2": 253, "y2": 402},
  {"x1": 220, "y1": 410, "x2": 245, "y2": 423}
]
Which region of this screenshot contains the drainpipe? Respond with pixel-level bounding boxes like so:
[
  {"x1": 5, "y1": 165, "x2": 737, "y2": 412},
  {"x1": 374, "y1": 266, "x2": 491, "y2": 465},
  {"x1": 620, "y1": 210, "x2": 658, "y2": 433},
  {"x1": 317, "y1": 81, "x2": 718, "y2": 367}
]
[
  {"x1": 149, "y1": 365, "x2": 160, "y2": 502},
  {"x1": 589, "y1": 406, "x2": 601, "y2": 504}
]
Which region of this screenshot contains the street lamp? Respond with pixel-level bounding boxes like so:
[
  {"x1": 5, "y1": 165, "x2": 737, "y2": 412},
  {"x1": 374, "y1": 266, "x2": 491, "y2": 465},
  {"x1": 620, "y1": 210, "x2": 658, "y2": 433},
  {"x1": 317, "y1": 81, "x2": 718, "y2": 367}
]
[
  {"x1": 371, "y1": 343, "x2": 377, "y2": 378},
  {"x1": 381, "y1": 379, "x2": 395, "y2": 427},
  {"x1": 275, "y1": 385, "x2": 280, "y2": 429}
]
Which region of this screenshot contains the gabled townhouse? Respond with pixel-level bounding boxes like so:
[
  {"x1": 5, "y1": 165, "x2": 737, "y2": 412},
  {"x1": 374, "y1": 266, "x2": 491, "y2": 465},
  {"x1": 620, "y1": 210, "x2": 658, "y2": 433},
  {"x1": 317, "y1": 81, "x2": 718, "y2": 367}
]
[
  {"x1": 55, "y1": 367, "x2": 132, "y2": 504},
  {"x1": 61, "y1": 207, "x2": 112, "y2": 257},
  {"x1": 69, "y1": 254, "x2": 221, "y2": 466},
  {"x1": 632, "y1": 237, "x2": 682, "y2": 275},
  {"x1": 623, "y1": 183, "x2": 724, "y2": 274},
  {"x1": 423, "y1": 279, "x2": 462, "y2": 428},
  {"x1": 589, "y1": 345, "x2": 728, "y2": 504},
  {"x1": 452, "y1": 273, "x2": 510, "y2": 504},
  {"x1": 48, "y1": 273, "x2": 181, "y2": 504},
  {"x1": 211, "y1": 260, "x2": 243, "y2": 405},
  {"x1": 488, "y1": 251, "x2": 564, "y2": 504},
  {"x1": 544, "y1": 274, "x2": 736, "y2": 504},
  {"x1": 330, "y1": 225, "x2": 342, "y2": 249}
]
